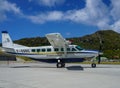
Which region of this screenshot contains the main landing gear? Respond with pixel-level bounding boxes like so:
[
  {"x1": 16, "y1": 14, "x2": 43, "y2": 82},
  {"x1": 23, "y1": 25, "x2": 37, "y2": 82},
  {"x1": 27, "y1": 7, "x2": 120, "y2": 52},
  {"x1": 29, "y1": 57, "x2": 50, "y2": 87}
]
[
  {"x1": 91, "y1": 63, "x2": 96, "y2": 68},
  {"x1": 56, "y1": 60, "x2": 65, "y2": 68},
  {"x1": 91, "y1": 57, "x2": 97, "y2": 68},
  {"x1": 56, "y1": 60, "x2": 96, "y2": 68}
]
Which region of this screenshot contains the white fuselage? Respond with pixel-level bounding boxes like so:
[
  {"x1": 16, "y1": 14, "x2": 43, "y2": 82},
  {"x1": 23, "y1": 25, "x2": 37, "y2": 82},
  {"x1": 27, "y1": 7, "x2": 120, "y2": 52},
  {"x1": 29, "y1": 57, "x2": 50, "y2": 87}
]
[{"x1": 8, "y1": 45, "x2": 98, "y2": 60}]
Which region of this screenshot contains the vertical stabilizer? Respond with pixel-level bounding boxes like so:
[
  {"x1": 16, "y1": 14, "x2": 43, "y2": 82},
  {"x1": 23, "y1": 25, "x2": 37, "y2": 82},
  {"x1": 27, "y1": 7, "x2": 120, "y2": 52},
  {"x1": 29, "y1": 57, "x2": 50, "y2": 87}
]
[{"x1": 2, "y1": 31, "x2": 14, "y2": 48}]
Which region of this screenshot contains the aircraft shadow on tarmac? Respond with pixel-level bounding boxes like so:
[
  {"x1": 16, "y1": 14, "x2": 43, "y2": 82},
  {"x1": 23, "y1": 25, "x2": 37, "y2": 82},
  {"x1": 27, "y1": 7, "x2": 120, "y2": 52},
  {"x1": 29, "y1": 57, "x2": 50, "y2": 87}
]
[
  {"x1": 11, "y1": 66, "x2": 31, "y2": 68},
  {"x1": 11, "y1": 65, "x2": 57, "y2": 68},
  {"x1": 11, "y1": 65, "x2": 84, "y2": 71},
  {"x1": 10, "y1": 65, "x2": 112, "y2": 70},
  {"x1": 66, "y1": 66, "x2": 84, "y2": 71},
  {"x1": 66, "y1": 65, "x2": 113, "y2": 71}
]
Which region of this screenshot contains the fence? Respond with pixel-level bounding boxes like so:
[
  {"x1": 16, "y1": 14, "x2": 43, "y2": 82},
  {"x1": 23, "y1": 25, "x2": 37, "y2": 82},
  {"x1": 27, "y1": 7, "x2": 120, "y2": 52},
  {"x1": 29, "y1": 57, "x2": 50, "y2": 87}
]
[{"x1": 0, "y1": 55, "x2": 16, "y2": 61}]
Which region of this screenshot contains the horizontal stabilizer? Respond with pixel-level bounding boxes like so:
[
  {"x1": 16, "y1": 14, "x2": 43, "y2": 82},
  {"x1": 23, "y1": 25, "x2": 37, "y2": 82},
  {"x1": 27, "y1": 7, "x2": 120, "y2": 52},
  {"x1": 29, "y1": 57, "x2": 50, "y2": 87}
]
[
  {"x1": 13, "y1": 44, "x2": 28, "y2": 48},
  {"x1": 1, "y1": 47, "x2": 15, "y2": 53}
]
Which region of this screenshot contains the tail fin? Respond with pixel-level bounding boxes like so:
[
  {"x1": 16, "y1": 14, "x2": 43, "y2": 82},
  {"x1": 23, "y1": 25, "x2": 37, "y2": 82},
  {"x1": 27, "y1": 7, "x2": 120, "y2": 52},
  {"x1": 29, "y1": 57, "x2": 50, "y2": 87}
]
[{"x1": 2, "y1": 31, "x2": 14, "y2": 48}]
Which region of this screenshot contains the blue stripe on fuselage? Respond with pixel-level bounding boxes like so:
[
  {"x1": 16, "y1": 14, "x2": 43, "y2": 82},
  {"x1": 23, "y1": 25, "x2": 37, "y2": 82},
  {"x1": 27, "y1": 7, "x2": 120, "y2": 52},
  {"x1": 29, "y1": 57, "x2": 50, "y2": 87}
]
[
  {"x1": 30, "y1": 58, "x2": 86, "y2": 63},
  {"x1": 6, "y1": 51, "x2": 98, "y2": 55}
]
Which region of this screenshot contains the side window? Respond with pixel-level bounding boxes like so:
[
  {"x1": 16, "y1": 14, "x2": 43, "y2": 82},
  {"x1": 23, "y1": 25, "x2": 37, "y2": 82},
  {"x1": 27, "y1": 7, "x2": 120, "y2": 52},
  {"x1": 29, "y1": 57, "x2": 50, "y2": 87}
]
[
  {"x1": 37, "y1": 49, "x2": 40, "y2": 52},
  {"x1": 42, "y1": 48, "x2": 46, "y2": 52},
  {"x1": 75, "y1": 46, "x2": 83, "y2": 51},
  {"x1": 61, "y1": 48, "x2": 64, "y2": 51},
  {"x1": 32, "y1": 49, "x2": 36, "y2": 52},
  {"x1": 72, "y1": 48, "x2": 76, "y2": 51},
  {"x1": 54, "y1": 48, "x2": 59, "y2": 52},
  {"x1": 47, "y1": 48, "x2": 51, "y2": 52}
]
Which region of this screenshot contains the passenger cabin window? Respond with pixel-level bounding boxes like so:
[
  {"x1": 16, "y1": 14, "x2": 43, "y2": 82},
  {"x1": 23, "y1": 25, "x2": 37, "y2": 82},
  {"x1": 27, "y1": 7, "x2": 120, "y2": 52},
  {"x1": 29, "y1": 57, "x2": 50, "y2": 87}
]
[
  {"x1": 32, "y1": 49, "x2": 36, "y2": 52},
  {"x1": 42, "y1": 48, "x2": 46, "y2": 52},
  {"x1": 37, "y1": 49, "x2": 40, "y2": 52},
  {"x1": 61, "y1": 48, "x2": 64, "y2": 51},
  {"x1": 54, "y1": 48, "x2": 59, "y2": 52},
  {"x1": 47, "y1": 48, "x2": 51, "y2": 52}
]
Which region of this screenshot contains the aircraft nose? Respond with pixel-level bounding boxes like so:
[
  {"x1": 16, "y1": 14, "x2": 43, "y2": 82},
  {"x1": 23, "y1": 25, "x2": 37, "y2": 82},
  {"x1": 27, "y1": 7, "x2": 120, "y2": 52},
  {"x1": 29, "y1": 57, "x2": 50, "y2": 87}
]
[
  {"x1": 92, "y1": 50, "x2": 99, "y2": 54},
  {"x1": 87, "y1": 50, "x2": 99, "y2": 55}
]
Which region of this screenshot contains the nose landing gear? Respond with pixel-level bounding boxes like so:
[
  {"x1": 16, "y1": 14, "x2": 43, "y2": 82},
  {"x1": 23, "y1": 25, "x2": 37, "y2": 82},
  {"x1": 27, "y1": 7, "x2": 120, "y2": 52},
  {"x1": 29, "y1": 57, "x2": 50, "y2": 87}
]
[
  {"x1": 56, "y1": 60, "x2": 65, "y2": 68},
  {"x1": 91, "y1": 63, "x2": 96, "y2": 68}
]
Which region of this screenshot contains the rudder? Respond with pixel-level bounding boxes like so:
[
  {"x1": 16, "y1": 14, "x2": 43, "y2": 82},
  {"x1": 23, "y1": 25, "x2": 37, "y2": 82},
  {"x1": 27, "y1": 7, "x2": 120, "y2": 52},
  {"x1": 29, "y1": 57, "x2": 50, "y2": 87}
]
[{"x1": 2, "y1": 31, "x2": 14, "y2": 48}]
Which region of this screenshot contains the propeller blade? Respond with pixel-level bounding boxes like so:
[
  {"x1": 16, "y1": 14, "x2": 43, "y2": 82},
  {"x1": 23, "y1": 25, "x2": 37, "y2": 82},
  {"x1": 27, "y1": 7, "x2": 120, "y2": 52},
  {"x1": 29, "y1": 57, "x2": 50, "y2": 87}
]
[{"x1": 98, "y1": 54, "x2": 101, "y2": 64}]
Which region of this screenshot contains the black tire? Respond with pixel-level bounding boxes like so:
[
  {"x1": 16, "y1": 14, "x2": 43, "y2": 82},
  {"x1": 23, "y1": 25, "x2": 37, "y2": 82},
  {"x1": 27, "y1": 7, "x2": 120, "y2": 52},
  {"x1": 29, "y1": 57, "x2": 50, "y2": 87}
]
[
  {"x1": 57, "y1": 62, "x2": 65, "y2": 68},
  {"x1": 91, "y1": 63, "x2": 96, "y2": 68},
  {"x1": 57, "y1": 62, "x2": 62, "y2": 68}
]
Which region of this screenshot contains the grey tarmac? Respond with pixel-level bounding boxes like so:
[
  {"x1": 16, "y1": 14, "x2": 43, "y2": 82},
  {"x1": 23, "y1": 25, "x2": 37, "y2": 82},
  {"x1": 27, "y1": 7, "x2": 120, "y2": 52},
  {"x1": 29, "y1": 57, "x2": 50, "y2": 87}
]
[{"x1": 0, "y1": 62, "x2": 120, "y2": 88}]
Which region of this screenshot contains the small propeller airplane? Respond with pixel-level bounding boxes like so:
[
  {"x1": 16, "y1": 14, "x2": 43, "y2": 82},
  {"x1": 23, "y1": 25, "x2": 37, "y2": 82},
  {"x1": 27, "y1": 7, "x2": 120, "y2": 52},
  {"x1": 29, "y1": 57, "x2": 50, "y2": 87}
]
[{"x1": 1, "y1": 31, "x2": 99, "y2": 68}]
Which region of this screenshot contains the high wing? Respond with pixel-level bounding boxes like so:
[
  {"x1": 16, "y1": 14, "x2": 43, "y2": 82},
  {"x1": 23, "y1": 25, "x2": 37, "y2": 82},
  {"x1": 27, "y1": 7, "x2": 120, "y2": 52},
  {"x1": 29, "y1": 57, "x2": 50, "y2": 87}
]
[{"x1": 46, "y1": 33, "x2": 71, "y2": 47}]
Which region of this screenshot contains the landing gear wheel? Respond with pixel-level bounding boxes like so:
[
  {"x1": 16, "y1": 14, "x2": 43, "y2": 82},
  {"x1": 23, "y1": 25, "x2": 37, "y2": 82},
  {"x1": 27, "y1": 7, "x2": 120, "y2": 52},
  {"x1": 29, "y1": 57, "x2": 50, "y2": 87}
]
[
  {"x1": 91, "y1": 63, "x2": 96, "y2": 68},
  {"x1": 57, "y1": 62, "x2": 65, "y2": 68},
  {"x1": 57, "y1": 62, "x2": 62, "y2": 68}
]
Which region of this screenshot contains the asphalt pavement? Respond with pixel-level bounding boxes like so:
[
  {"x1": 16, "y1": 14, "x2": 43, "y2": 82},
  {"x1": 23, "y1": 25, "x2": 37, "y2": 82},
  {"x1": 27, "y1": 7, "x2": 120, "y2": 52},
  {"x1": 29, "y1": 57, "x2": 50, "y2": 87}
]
[{"x1": 0, "y1": 62, "x2": 120, "y2": 88}]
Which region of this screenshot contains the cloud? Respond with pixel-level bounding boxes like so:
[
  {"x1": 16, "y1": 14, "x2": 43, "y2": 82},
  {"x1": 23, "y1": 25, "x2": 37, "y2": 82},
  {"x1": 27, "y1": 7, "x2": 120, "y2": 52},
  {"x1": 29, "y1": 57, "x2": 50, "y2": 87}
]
[
  {"x1": 0, "y1": 0, "x2": 22, "y2": 22},
  {"x1": 110, "y1": 0, "x2": 120, "y2": 21},
  {"x1": 64, "y1": 0, "x2": 110, "y2": 28},
  {"x1": 67, "y1": 0, "x2": 120, "y2": 32},
  {"x1": 109, "y1": 0, "x2": 120, "y2": 32},
  {"x1": 27, "y1": 0, "x2": 120, "y2": 33},
  {"x1": 30, "y1": 0, "x2": 65, "y2": 7},
  {"x1": 1, "y1": 0, "x2": 120, "y2": 33},
  {"x1": 27, "y1": 0, "x2": 110, "y2": 26},
  {"x1": 111, "y1": 20, "x2": 120, "y2": 32},
  {"x1": 27, "y1": 11, "x2": 63, "y2": 24}
]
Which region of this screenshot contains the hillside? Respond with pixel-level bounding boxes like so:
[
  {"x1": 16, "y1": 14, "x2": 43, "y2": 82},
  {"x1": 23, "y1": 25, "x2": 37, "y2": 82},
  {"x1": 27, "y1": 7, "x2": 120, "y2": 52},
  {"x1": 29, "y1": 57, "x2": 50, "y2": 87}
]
[
  {"x1": 14, "y1": 37, "x2": 50, "y2": 47},
  {"x1": 69, "y1": 30, "x2": 120, "y2": 59},
  {"x1": 70, "y1": 30, "x2": 120, "y2": 50},
  {"x1": 14, "y1": 30, "x2": 120, "y2": 49}
]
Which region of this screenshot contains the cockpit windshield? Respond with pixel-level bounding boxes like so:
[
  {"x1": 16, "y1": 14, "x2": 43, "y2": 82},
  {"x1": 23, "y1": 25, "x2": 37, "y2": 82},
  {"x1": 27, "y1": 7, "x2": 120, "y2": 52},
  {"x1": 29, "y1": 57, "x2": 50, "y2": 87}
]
[{"x1": 75, "y1": 46, "x2": 83, "y2": 51}]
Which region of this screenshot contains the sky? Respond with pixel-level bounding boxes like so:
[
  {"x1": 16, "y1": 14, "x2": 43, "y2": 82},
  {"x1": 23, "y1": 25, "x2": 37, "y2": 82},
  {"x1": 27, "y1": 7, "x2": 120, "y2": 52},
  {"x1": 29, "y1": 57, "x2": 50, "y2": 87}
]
[{"x1": 0, "y1": 0, "x2": 120, "y2": 41}]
